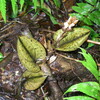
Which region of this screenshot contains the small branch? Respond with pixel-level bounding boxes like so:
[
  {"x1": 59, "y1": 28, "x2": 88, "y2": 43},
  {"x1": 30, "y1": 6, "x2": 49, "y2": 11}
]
[
  {"x1": 87, "y1": 40, "x2": 100, "y2": 45},
  {"x1": 56, "y1": 53, "x2": 78, "y2": 61}
]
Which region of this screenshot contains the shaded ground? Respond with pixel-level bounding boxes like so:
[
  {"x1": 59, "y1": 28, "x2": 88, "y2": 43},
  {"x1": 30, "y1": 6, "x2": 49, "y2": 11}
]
[{"x1": 0, "y1": 0, "x2": 100, "y2": 100}]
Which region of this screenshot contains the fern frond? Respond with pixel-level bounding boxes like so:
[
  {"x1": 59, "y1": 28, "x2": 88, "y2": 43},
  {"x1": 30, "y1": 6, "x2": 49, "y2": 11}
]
[
  {"x1": 19, "y1": 0, "x2": 25, "y2": 12},
  {"x1": 11, "y1": 0, "x2": 18, "y2": 17},
  {"x1": 53, "y1": 0, "x2": 61, "y2": 8},
  {"x1": 0, "y1": 0, "x2": 6, "y2": 22},
  {"x1": 32, "y1": 0, "x2": 38, "y2": 11}
]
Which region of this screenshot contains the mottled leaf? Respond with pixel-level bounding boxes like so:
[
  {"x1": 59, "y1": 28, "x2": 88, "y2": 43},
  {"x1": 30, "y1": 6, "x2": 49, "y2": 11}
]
[
  {"x1": 24, "y1": 76, "x2": 46, "y2": 90},
  {"x1": 17, "y1": 36, "x2": 47, "y2": 90},
  {"x1": 18, "y1": 36, "x2": 46, "y2": 61},
  {"x1": 17, "y1": 38, "x2": 40, "y2": 72},
  {"x1": 53, "y1": 28, "x2": 90, "y2": 51},
  {"x1": 23, "y1": 70, "x2": 46, "y2": 78}
]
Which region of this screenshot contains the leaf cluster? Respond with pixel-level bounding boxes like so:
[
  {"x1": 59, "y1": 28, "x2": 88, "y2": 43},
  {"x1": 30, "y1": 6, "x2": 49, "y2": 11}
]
[
  {"x1": 71, "y1": 0, "x2": 100, "y2": 26},
  {"x1": 63, "y1": 48, "x2": 100, "y2": 100}
]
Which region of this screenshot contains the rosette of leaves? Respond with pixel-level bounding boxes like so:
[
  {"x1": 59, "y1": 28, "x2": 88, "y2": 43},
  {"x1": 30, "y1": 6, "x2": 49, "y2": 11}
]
[
  {"x1": 71, "y1": 0, "x2": 100, "y2": 25},
  {"x1": 17, "y1": 36, "x2": 47, "y2": 90},
  {"x1": 53, "y1": 28, "x2": 90, "y2": 51}
]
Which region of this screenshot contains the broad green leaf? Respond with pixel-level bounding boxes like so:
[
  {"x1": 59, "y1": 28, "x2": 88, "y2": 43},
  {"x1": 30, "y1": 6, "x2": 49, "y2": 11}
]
[
  {"x1": 85, "y1": 0, "x2": 97, "y2": 5},
  {"x1": 17, "y1": 38, "x2": 40, "y2": 72},
  {"x1": 0, "y1": 0, "x2": 6, "y2": 22},
  {"x1": 18, "y1": 36, "x2": 46, "y2": 61},
  {"x1": 53, "y1": 28, "x2": 90, "y2": 51},
  {"x1": 24, "y1": 76, "x2": 47, "y2": 90},
  {"x1": 64, "y1": 96, "x2": 94, "y2": 100},
  {"x1": 72, "y1": 6, "x2": 84, "y2": 14},
  {"x1": 78, "y1": 48, "x2": 99, "y2": 80},
  {"x1": 64, "y1": 82, "x2": 100, "y2": 99}
]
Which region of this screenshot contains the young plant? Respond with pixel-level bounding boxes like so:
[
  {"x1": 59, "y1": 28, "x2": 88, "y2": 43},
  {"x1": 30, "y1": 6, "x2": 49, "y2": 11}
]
[
  {"x1": 63, "y1": 48, "x2": 100, "y2": 100},
  {"x1": 71, "y1": 0, "x2": 100, "y2": 26}
]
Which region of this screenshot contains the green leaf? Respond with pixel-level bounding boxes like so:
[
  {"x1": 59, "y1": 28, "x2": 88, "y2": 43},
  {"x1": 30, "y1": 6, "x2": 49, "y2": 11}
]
[
  {"x1": 11, "y1": 0, "x2": 18, "y2": 17},
  {"x1": 74, "y1": 3, "x2": 93, "y2": 15},
  {"x1": 0, "y1": 0, "x2": 6, "y2": 22},
  {"x1": 53, "y1": 28, "x2": 90, "y2": 51},
  {"x1": 19, "y1": 0, "x2": 25, "y2": 12},
  {"x1": 0, "y1": 52, "x2": 4, "y2": 61},
  {"x1": 78, "y1": 48, "x2": 99, "y2": 80},
  {"x1": 88, "y1": 11, "x2": 100, "y2": 25},
  {"x1": 32, "y1": 0, "x2": 38, "y2": 11},
  {"x1": 70, "y1": 13, "x2": 93, "y2": 25},
  {"x1": 72, "y1": 6, "x2": 84, "y2": 14},
  {"x1": 40, "y1": 0, "x2": 45, "y2": 9},
  {"x1": 64, "y1": 82, "x2": 100, "y2": 99},
  {"x1": 53, "y1": 0, "x2": 61, "y2": 8},
  {"x1": 85, "y1": 0, "x2": 97, "y2": 5},
  {"x1": 83, "y1": 17, "x2": 93, "y2": 25},
  {"x1": 64, "y1": 96, "x2": 94, "y2": 100},
  {"x1": 96, "y1": 2, "x2": 100, "y2": 11}
]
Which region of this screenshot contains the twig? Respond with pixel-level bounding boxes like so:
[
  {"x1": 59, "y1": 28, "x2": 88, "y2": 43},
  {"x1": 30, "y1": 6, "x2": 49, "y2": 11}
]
[
  {"x1": 87, "y1": 40, "x2": 100, "y2": 45},
  {"x1": 0, "y1": 31, "x2": 14, "y2": 40},
  {"x1": 56, "y1": 53, "x2": 78, "y2": 61}
]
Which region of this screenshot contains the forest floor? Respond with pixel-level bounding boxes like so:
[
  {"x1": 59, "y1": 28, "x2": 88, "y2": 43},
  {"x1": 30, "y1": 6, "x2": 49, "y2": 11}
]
[{"x1": 0, "y1": 0, "x2": 100, "y2": 100}]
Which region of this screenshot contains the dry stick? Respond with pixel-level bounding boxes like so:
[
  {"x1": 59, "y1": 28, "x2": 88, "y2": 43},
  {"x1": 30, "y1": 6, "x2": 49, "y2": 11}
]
[
  {"x1": 0, "y1": 31, "x2": 14, "y2": 40},
  {"x1": 56, "y1": 53, "x2": 78, "y2": 61},
  {"x1": 87, "y1": 40, "x2": 100, "y2": 45},
  {"x1": 56, "y1": 53, "x2": 100, "y2": 67}
]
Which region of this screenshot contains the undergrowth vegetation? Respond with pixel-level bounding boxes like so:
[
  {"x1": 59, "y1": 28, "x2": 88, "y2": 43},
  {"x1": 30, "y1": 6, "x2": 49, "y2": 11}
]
[
  {"x1": 63, "y1": 48, "x2": 100, "y2": 100},
  {"x1": 0, "y1": 0, "x2": 60, "y2": 23},
  {"x1": 0, "y1": 0, "x2": 100, "y2": 100}
]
